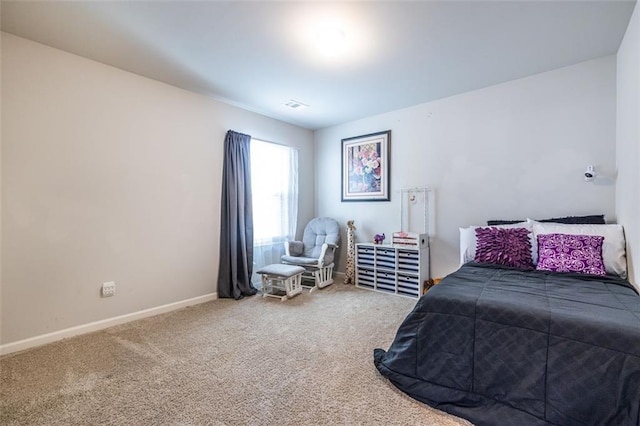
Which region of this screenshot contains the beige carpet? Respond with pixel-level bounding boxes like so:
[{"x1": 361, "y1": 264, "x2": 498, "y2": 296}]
[{"x1": 1, "y1": 280, "x2": 472, "y2": 425}]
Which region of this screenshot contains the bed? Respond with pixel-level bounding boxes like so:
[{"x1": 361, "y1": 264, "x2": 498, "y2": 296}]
[{"x1": 374, "y1": 219, "x2": 640, "y2": 426}]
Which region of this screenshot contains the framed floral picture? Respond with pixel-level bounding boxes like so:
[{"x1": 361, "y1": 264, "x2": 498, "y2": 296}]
[{"x1": 341, "y1": 130, "x2": 391, "y2": 202}]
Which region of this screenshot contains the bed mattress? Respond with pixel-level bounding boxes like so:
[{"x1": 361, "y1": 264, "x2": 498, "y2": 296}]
[{"x1": 374, "y1": 263, "x2": 640, "y2": 426}]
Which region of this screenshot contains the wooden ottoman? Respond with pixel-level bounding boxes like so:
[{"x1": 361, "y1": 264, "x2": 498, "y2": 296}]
[{"x1": 256, "y1": 264, "x2": 305, "y2": 301}]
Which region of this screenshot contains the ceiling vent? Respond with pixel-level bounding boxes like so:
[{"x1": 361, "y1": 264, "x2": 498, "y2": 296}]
[{"x1": 283, "y1": 100, "x2": 309, "y2": 109}]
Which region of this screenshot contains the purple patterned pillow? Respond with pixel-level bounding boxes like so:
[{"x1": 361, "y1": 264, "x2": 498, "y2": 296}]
[
  {"x1": 536, "y1": 233, "x2": 606, "y2": 276},
  {"x1": 474, "y1": 227, "x2": 533, "y2": 269}
]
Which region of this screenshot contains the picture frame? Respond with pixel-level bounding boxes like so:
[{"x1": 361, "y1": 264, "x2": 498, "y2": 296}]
[{"x1": 341, "y1": 130, "x2": 391, "y2": 202}]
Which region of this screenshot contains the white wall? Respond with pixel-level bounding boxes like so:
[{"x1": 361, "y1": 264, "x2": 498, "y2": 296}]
[
  {"x1": 1, "y1": 33, "x2": 314, "y2": 346},
  {"x1": 616, "y1": 4, "x2": 639, "y2": 286},
  {"x1": 315, "y1": 56, "x2": 617, "y2": 278}
]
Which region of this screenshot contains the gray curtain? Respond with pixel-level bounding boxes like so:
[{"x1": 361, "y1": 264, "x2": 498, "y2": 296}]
[{"x1": 217, "y1": 130, "x2": 257, "y2": 299}]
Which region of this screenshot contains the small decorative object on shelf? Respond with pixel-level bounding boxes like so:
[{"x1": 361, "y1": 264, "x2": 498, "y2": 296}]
[
  {"x1": 374, "y1": 233, "x2": 385, "y2": 244},
  {"x1": 345, "y1": 220, "x2": 357, "y2": 285},
  {"x1": 392, "y1": 231, "x2": 427, "y2": 248}
]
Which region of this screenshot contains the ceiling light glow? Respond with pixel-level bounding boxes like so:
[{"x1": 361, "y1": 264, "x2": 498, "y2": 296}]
[{"x1": 315, "y1": 26, "x2": 346, "y2": 57}]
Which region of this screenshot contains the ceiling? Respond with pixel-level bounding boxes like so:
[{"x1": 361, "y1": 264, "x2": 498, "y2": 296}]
[{"x1": 1, "y1": 1, "x2": 636, "y2": 130}]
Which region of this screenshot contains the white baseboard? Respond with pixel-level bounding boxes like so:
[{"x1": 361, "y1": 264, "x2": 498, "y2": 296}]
[{"x1": 0, "y1": 293, "x2": 217, "y2": 356}]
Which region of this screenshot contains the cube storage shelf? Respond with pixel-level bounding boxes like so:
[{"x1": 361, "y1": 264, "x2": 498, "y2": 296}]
[{"x1": 355, "y1": 242, "x2": 429, "y2": 299}]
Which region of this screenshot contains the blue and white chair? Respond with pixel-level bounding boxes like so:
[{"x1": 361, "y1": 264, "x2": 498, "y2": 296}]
[{"x1": 281, "y1": 217, "x2": 340, "y2": 290}]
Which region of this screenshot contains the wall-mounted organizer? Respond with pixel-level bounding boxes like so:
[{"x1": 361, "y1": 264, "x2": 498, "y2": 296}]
[
  {"x1": 356, "y1": 186, "x2": 433, "y2": 299},
  {"x1": 400, "y1": 187, "x2": 434, "y2": 237}
]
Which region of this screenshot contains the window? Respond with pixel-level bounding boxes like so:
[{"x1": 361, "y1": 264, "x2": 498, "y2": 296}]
[
  {"x1": 250, "y1": 139, "x2": 298, "y2": 245},
  {"x1": 250, "y1": 139, "x2": 298, "y2": 285}
]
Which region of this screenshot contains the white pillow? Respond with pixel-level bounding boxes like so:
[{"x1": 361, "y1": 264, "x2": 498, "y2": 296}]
[
  {"x1": 459, "y1": 222, "x2": 532, "y2": 265},
  {"x1": 529, "y1": 220, "x2": 627, "y2": 278}
]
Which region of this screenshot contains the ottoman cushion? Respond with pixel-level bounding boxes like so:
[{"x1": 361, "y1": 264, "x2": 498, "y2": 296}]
[{"x1": 256, "y1": 264, "x2": 305, "y2": 278}]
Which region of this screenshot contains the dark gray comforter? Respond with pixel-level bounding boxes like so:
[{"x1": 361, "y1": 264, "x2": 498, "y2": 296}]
[{"x1": 374, "y1": 263, "x2": 640, "y2": 426}]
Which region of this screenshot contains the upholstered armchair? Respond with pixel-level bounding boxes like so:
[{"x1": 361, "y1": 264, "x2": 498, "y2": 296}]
[{"x1": 281, "y1": 217, "x2": 340, "y2": 289}]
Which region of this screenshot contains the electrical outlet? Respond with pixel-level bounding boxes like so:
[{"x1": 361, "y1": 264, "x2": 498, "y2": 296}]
[{"x1": 101, "y1": 281, "x2": 116, "y2": 297}]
